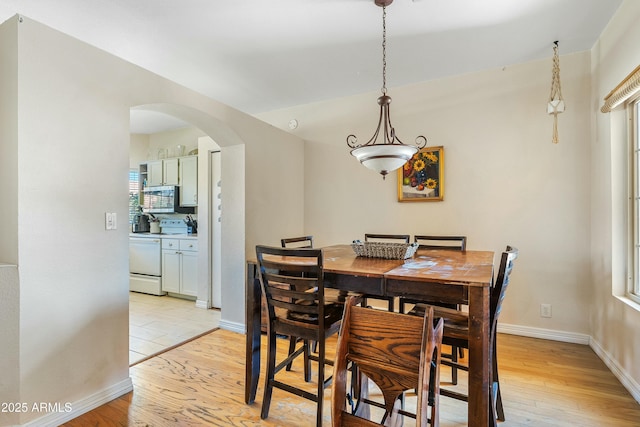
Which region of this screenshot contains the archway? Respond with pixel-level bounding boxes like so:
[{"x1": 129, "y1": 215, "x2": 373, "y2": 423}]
[{"x1": 128, "y1": 104, "x2": 246, "y2": 358}]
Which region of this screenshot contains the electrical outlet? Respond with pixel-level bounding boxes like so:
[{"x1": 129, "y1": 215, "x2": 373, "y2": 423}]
[{"x1": 540, "y1": 303, "x2": 552, "y2": 318}]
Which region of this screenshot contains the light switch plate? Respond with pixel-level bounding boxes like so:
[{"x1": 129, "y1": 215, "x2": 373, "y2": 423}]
[{"x1": 105, "y1": 212, "x2": 117, "y2": 230}]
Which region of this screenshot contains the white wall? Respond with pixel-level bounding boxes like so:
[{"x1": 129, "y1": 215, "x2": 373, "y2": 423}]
[
  {"x1": 197, "y1": 136, "x2": 222, "y2": 309},
  {"x1": 0, "y1": 23, "x2": 20, "y2": 419},
  {"x1": 1, "y1": 15, "x2": 307, "y2": 425},
  {"x1": 0, "y1": 265, "x2": 19, "y2": 426},
  {"x1": 259, "y1": 52, "x2": 593, "y2": 338},
  {"x1": 0, "y1": 16, "x2": 18, "y2": 265},
  {"x1": 147, "y1": 127, "x2": 205, "y2": 159},
  {"x1": 590, "y1": 0, "x2": 640, "y2": 399},
  {"x1": 16, "y1": 14, "x2": 132, "y2": 424},
  {"x1": 129, "y1": 133, "x2": 149, "y2": 169}
]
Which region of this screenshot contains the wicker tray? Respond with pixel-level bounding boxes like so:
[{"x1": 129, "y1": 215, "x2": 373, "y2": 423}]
[{"x1": 351, "y1": 240, "x2": 419, "y2": 260}]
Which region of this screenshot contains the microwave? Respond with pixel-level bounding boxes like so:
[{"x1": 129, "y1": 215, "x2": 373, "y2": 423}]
[{"x1": 142, "y1": 186, "x2": 194, "y2": 214}]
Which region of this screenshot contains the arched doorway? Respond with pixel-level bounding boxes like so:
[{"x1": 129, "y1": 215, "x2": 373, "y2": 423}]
[{"x1": 127, "y1": 104, "x2": 245, "y2": 364}]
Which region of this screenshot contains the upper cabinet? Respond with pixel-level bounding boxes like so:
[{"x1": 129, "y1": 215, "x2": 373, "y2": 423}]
[
  {"x1": 179, "y1": 156, "x2": 198, "y2": 207},
  {"x1": 141, "y1": 155, "x2": 198, "y2": 207},
  {"x1": 163, "y1": 158, "x2": 179, "y2": 186},
  {"x1": 146, "y1": 160, "x2": 163, "y2": 187},
  {"x1": 147, "y1": 158, "x2": 178, "y2": 186}
]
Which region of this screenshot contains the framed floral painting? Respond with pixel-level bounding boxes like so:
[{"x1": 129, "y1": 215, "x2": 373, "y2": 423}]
[{"x1": 397, "y1": 146, "x2": 444, "y2": 202}]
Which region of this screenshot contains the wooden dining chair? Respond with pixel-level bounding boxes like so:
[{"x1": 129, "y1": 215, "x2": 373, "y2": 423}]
[
  {"x1": 332, "y1": 296, "x2": 443, "y2": 427},
  {"x1": 362, "y1": 234, "x2": 411, "y2": 312},
  {"x1": 409, "y1": 245, "x2": 519, "y2": 423},
  {"x1": 399, "y1": 235, "x2": 467, "y2": 384},
  {"x1": 281, "y1": 235, "x2": 314, "y2": 248},
  {"x1": 413, "y1": 235, "x2": 467, "y2": 251},
  {"x1": 256, "y1": 245, "x2": 355, "y2": 427},
  {"x1": 281, "y1": 235, "x2": 315, "y2": 365}
]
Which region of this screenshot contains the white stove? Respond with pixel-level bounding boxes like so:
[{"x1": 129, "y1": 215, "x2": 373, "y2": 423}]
[{"x1": 160, "y1": 219, "x2": 188, "y2": 234}]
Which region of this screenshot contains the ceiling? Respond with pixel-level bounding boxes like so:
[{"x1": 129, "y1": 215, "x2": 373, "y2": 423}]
[{"x1": 0, "y1": 0, "x2": 622, "y2": 133}]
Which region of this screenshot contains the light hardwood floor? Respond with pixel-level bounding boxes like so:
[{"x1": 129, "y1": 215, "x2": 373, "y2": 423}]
[
  {"x1": 64, "y1": 330, "x2": 640, "y2": 426},
  {"x1": 129, "y1": 292, "x2": 221, "y2": 365}
]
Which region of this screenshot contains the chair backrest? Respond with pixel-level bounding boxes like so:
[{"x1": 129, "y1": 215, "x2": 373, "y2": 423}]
[
  {"x1": 364, "y1": 233, "x2": 410, "y2": 244},
  {"x1": 490, "y1": 246, "x2": 519, "y2": 335},
  {"x1": 332, "y1": 297, "x2": 443, "y2": 427},
  {"x1": 281, "y1": 235, "x2": 314, "y2": 248},
  {"x1": 256, "y1": 245, "x2": 326, "y2": 338},
  {"x1": 414, "y1": 235, "x2": 467, "y2": 251}
]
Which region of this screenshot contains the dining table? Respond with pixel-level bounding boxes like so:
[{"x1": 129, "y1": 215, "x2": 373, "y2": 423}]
[{"x1": 245, "y1": 244, "x2": 495, "y2": 427}]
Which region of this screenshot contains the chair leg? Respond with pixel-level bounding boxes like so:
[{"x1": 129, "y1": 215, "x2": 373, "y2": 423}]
[
  {"x1": 260, "y1": 331, "x2": 277, "y2": 420},
  {"x1": 316, "y1": 339, "x2": 325, "y2": 427},
  {"x1": 428, "y1": 357, "x2": 439, "y2": 427},
  {"x1": 450, "y1": 346, "x2": 458, "y2": 385},
  {"x1": 304, "y1": 340, "x2": 311, "y2": 382},
  {"x1": 492, "y1": 338, "x2": 505, "y2": 421},
  {"x1": 286, "y1": 336, "x2": 297, "y2": 371}
]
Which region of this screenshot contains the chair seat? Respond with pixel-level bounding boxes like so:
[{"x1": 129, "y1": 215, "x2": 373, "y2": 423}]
[
  {"x1": 408, "y1": 304, "x2": 469, "y2": 342},
  {"x1": 287, "y1": 302, "x2": 344, "y2": 324}
]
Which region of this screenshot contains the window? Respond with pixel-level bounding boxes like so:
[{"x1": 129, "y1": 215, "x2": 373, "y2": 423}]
[
  {"x1": 603, "y1": 65, "x2": 640, "y2": 304},
  {"x1": 129, "y1": 169, "x2": 140, "y2": 224},
  {"x1": 631, "y1": 98, "x2": 640, "y2": 304}
]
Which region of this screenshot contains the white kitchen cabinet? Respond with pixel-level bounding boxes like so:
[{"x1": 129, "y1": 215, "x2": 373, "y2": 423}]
[
  {"x1": 145, "y1": 158, "x2": 179, "y2": 187},
  {"x1": 163, "y1": 158, "x2": 179, "y2": 185},
  {"x1": 146, "y1": 160, "x2": 164, "y2": 187},
  {"x1": 161, "y1": 238, "x2": 198, "y2": 297},
  {"x1": 179, "y1": 155, "x2": 198, "y2": 206}
]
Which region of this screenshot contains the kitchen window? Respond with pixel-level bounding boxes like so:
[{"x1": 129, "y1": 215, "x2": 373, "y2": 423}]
[{"x1": 129, "y1": 169, "x2": 140, "y2": 224}]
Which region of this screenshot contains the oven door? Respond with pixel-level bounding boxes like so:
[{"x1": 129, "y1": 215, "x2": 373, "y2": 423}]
[{"x1": 129, "y1": 237, "x2": 161, "y2": 276}]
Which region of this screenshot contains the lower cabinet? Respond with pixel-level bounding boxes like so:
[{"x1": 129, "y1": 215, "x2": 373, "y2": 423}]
[{"x1": 162, "y1": 238, "x2": 198, "y2": 296}]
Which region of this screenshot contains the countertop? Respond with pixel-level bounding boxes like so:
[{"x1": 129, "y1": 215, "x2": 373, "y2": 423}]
[{"x1": 129, "y1": 232, "x2": 197, "y2": 240}]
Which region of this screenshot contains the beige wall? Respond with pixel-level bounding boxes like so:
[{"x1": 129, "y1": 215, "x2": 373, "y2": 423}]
[
  {"x1": 0, "y1": 16, "x2": 18, "y2": 265},
  {"x1": 1, "y1": 15, "x2": 306, "y2": 426},
  {"x1": 129, "y1": 133, "x2": 149, "y2": 168},
  {"x1": 257, "y1": 1, "x2": 640, "y2": 400},
  {"x1": 147, "y1": 126, "x2": 205, "y2": 159},
  {"x1": 590, "y1": 0, "x2": 640, "y2": 399},
  {"x1": 259, "y1": 52, "x2": 593, "y2": 338}
]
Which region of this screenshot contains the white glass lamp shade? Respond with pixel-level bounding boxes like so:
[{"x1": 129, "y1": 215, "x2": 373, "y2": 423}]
[{"x1": 351, "y1": 144, "x2": 418, "y2": 177}]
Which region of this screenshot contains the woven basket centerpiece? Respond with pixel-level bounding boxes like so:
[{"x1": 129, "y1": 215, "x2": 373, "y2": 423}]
[{"x1": 351, "y1": 240, "x2": 419, "y2": 260}]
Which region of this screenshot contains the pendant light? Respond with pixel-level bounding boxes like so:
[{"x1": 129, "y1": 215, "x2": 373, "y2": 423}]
[{"x1": 347, "y1": 0, "x2": 426, "y2": 179}]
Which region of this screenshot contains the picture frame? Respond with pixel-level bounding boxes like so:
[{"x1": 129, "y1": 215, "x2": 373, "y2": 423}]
[{"x1": 397, "y1": 146, "x2": 444, "y2": 202}]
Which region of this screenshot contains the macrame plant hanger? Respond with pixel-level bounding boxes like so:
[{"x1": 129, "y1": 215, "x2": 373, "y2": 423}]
[{"x1": 547, "y1": 41, "x2": 565, "y2": 144}]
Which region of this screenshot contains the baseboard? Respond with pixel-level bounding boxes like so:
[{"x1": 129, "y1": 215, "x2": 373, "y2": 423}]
[
  {"x1": 21, "y1": 377, "x2": 133, "y2": 427},
  {"x1": 589, "y1": 336, "x2": 640, "y2": 404},
  {"x1": 195, "y1": 299, "x2": 209, "y2": 309},
  {"x1": 497, "y1": 322, "x2": 590, "y2": 345},
  {"x1": 219, "y1": 319, "x2": 245, "y2": 334}
]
